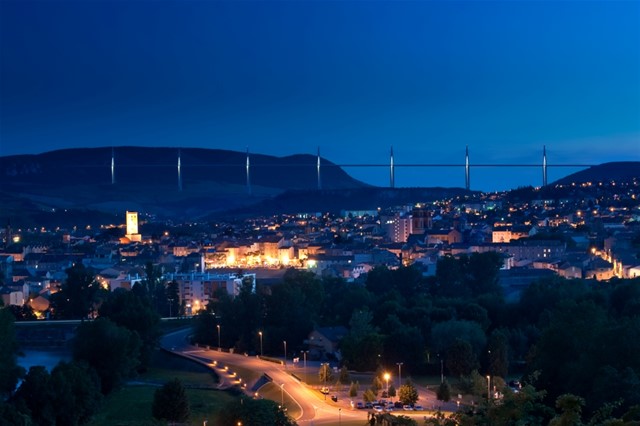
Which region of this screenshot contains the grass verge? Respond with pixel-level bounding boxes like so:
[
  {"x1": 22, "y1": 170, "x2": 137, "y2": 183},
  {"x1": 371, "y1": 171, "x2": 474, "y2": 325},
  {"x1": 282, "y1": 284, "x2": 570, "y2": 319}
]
[
  {"x1": 88, "y1": 386, "x2": 237, "y2": 426},
  {"x1": 88, "y1": 348, "x2": 235, "y2": 425}
]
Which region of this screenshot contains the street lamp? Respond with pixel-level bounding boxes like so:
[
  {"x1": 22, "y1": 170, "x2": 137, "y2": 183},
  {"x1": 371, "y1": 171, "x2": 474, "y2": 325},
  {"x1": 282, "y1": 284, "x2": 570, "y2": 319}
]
[
  {"x1": 283, "y1": 340, "x2": 287, "y2": 367},
  {"x1": 384, "y1": 372, "x2": 390, "y2": 396},
  {"x1": 339, "y1": 407, "x2": 342, "y2": 425},
  {"x1": 280, "y1": 383, "x2": 285, "y2": 408},
  {"x1": 486, "y1": 375, "x2": 491, "y2": 401},
  {"x1": 302, "y1": 351, "x2": 308, "y2": 383},
  {"x1": 258, "y1": 331, "x2": 263, "y2": 357},
  {"x1": 396, "y1": 362, "x2": 403, "y2": 389},
  {"x1": 321, "y1": 363, "x2": 330, "y2": 400},
  {"x1": 217, "y1": 325, "x2": 221, "y2": 351}
]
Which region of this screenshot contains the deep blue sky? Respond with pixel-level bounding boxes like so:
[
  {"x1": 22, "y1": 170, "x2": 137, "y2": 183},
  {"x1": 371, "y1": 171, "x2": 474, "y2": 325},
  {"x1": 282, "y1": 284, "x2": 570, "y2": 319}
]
[{"x1": 1, "y1": 0, "x2": 638, "y2": 190}]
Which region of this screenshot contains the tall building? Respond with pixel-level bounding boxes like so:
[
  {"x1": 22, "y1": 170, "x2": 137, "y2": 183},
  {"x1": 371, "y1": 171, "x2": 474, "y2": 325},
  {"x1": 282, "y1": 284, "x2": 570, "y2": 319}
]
[
  {"x1": 384, "y1": 213, "x2": 413, "y2": 243},
  {"x1": 125, "y1": 211, "x2": 142, "y2": 242},
  {"x1": 411, "y1": 207, "x2": 433, "y2": 234}
]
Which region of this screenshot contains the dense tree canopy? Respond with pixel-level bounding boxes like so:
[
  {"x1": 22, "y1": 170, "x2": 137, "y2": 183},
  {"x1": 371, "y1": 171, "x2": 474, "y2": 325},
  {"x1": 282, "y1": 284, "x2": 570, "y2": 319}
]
[
  {"x1": 50, "y1": 263, "x2": 105, "y2": 319},
  {"x1": 214, "y1": 397, "x2": 296, "y2": 426},
  {"x1": 187, "y1": 258, "x2": 640, "y2": 419},
  {"x1": 152, "y1": 378, "x2": 190, "y2": 423},
  {"x1": 98, "y1": 288, "x2": 160, "y2": 371},
  {"x1": 0, "y1": 307, "x2": 24, "y2": 398},
  {"x1": 73, "y1": 318, "x2": 141, "y2": 394}
]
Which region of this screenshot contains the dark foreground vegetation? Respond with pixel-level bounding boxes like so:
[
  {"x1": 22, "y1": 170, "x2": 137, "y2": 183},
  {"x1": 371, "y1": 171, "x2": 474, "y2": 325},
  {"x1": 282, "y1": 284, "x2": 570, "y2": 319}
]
[{"x1": 0, "y1": 262, "x2": 294, "y2": 425}]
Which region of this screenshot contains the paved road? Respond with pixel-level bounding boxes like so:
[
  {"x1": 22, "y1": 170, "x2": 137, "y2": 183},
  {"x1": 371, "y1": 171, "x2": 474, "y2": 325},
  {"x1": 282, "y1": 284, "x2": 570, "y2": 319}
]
[{"x1": 161, "y1": 329, "x2": 453, "y2": 425}]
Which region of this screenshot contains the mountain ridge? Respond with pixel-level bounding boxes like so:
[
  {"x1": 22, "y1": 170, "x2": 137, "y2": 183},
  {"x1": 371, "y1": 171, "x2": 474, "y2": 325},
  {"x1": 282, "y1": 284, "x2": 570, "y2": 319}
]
[{"x1": 1, "y1": 148, "x2": 638, "y2": 226}]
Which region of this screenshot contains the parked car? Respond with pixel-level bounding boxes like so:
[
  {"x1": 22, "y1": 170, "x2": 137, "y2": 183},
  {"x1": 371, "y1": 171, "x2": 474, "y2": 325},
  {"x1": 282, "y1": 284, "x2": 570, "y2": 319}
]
[
  {"x1": 414, "y1": 405, "x2": 424, "y2": 411},
  {"x1": 373, "y1": 405, "x2": 383, "y2": 412},
  {"x1": 356, "y1": 402, "x2": 364, "y2": 409},
  {"x1": 394, "y1": 401, "x2": 403, "y2": 409}
]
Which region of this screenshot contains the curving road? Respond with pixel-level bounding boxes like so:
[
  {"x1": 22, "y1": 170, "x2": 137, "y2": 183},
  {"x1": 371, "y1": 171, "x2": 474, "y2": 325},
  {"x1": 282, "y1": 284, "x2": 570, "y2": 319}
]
[{"x1": 161, "y1": 329, "x2": 452, "y2": 424}]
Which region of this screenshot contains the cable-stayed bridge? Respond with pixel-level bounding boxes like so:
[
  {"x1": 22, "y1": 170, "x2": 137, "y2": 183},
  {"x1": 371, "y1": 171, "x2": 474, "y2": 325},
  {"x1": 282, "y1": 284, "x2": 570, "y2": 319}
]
[{"x1": 100, "y1": 146, "x2": 592, "y2": 192}]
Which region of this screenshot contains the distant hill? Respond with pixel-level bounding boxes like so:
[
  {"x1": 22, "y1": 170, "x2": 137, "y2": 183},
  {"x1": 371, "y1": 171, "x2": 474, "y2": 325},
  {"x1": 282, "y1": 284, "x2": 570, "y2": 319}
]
[
  {"x1": 3, "y1": 147, "x2": 635, "y2": 226},
  {"x1": 0, "y1": 147, "x2": 365, "y2": 190},
  {"x1": 0, "y1": 147, "x2": 367, "y2": 223},
  {"x1": 552, "y1": 162, "x2": 640, "y2": 185}
]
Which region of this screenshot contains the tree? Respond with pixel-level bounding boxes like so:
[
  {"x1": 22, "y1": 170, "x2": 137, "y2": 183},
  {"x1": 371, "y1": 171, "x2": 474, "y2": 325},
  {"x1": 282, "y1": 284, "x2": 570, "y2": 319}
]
[
  {"x1": 388, "y1": 384, "x2": 397, "y2": 398},
  {"x1": 487, "y1": 329, "x2": 509, "y2": 378},
  {"x1": 363, "y1": 389, "x2": 377, "y2": 403},
  {"x1": 0, "y1": 400, "x2": 32, "y2": 426},
  {"x1": 340, "y1": 310, "x2": 384, "y2": 371},
  {"x1": 549, "y1": 394, "x2": 585, "y2": 426},
  {"x1": 152, "y1": 379, "x2": 190, "y2": 424},
  {"x1": 13, "y1": 366, "x2": 54, "y2": 426},
  {"x1": 214, "y1": 398, "x2": 296, "y2": 426},
  {"x1": 98, "y1": 288, "x2": 160, "y2": 371},
  {"x1": 166, "y1": 280, "x2": 181, "y2": 317},
  {"x1": 437, "y1": 381, "x2": 451, "y2": 402},
  {"x1": 50, "y1": 361, "x2": 102, "y2": 426},
  {"x1": 383, "y1": 324, "x2": 427, "y2": 372},
  {"x1": 398, "y1": 381, "x2": 419, "y2": 405},
  {"x1": 349, "y1": 381, "x2": 358, "y2": 397},
  {"x1": 50, "y1": 263, "x2": 103, "y2": 319},
  {"x1": 0, "y1": 307, "x2": 24, "y2": 398},
  {"x1": 6, "y1": 304, "x2": 37, "y2": 321},
  {"x1": 339, "y1": 365, "x2": 350, "y2": 385},
  {"x1": 467, "y1": 252, "x2": 503, "y2": 296},
  {"x1": 431, "y1": 320, "x2": 486, "y2": 357},
  {"x1": 455, "y1": 382, "x2": 551, "y2": 426},
  {"x1": 371, "y1": 374, "x2": 382, "y2": 395},
  {"x1": 73, "y1": 318, "x2": 141, "y2": 394},
  {"x1": 468, "y1": 370, "x2": 487, "y2": 399},
  {"x1": 446, "y1": 339, "x2": 478, "y2": 377},
  {"x1": 141, "y1": 262, "x2": 165, "y2": 314},
  {"x1": 319, "y1": 364, "x2": 333, "y2": 384}
]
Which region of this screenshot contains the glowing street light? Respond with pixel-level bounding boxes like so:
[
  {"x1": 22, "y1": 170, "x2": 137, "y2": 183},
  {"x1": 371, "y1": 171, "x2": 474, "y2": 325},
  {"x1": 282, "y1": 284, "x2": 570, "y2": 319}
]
[
  {"x1": 384, "y1": 372, "x2": 390, "y2": 395},
  {"x1": 217, "y1": 324, "x2": 221, "y2": 351},
  {"x1": 258, "y1": 331, "x2": 263, "y2": 357}
]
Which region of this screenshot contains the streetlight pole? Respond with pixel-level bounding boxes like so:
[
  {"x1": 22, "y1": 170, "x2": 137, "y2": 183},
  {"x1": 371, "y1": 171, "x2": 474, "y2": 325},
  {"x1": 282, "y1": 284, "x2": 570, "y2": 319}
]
[
  {"x1": 396, "y1": 362, "x2": 403, "y2": 389},
  {"x1": 302, "y1": 351, "x2": 308, "y2": 383},
  {"x1": 440, "y1": 359, "x2": 444, "y2": 384},
  {"x1": 258, "y1": 331, "x2": 263, "y2": 357},
  {"x1": 283, "y1": 340, "x2": 287, "y2": 367},
  {"x1": 321, "y1": 363, "x2": 329, "y2": 400},
  {"x1": 217, "y1": 324, "x2": 221, "y2": 351},
  {"x1": 280, "y1": 383, "x2": 285, "y2": 408},
  {"x1": 486, "y1": 375, "x2": 491, "y2": 401},
  {"x1": 339, "y1": 408, "x2": 342, "y2": 425}
]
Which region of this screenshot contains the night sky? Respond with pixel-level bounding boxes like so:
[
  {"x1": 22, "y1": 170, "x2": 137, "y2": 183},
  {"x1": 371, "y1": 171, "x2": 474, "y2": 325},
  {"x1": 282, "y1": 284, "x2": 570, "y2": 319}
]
[{"x1": 1, "y1": 0, "x2": 638, "y2": 190}]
